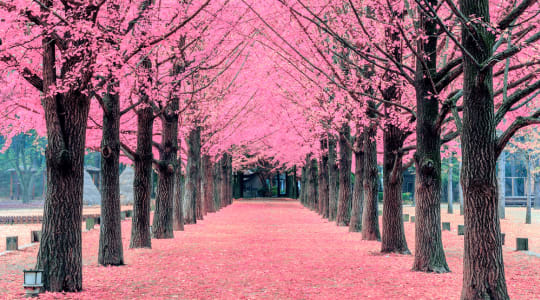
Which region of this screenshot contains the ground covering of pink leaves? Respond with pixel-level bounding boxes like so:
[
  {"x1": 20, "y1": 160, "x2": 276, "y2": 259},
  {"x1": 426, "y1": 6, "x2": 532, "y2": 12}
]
[{"x1": 0, "y1": 199, "x2": 539, "y2": 299}]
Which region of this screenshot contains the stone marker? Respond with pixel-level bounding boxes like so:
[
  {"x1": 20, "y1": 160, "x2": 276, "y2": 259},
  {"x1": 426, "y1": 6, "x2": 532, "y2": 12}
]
[
  {"x1": 6, "y1": 236, "x2": 18, "y2": 251},
  {"x1": 403, "y1": 214, "x2": 410, "y2": 222},
  {"x1": 516, "y1": 238, "x2": 528, "y2": 251},
  {"x1": 410, "y1": 216, "x2": 415, "y2": 223},
  {"x1": 442, "y1": 222, "x2": 451, "y2": 231},
  {"x1": 458, "y1": 225, "x2": 465, "y2": 235},
  {"x1": 501, "y1": 233, "x2": 505, "y2": 245},
  {"x1": 86, "y1": 218, "x2": 95, "y2": 230},
  {"x1": 31, "y1": 231, "x2": 42, "y2": 243}
]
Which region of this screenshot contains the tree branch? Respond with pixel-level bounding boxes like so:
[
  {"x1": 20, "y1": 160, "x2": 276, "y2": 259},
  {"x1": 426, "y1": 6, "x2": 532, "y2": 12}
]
[
  {"x1": 495, "y1": 78, "x2": 540, "y2": 124},
  {"x1": 495, "y1": 111, "x2": 540, "y2": 157}
]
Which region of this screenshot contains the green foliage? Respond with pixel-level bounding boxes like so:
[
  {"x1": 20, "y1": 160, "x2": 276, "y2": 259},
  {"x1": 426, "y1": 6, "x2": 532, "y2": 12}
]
[
  {"x1": 271, "y1": 186, "x2": 278, "y2": 196},
  {"x1": 257, "y1": 186, "x2": 270, "y2": 197},
  {"x1": 402, "y1": 192, "x2": 414, "y2": 205},
  {"x1": 402, "y1": 192, "x2": 411, "y2": 201}
]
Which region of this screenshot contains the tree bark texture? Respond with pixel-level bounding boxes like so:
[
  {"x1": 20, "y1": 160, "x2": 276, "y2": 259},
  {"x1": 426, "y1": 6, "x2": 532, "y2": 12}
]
[
  {"x1": 336, "y1": 124, "x2": 352, "y2": 226},
  {"x1": 130, "y1": 106, "x2": 153, "y2": 248},
  {"x1": 381, "y1": 124, "x2": 409, "y2": 254},
  {"x1": 227, "y1": 154, "x2": 233, "y2": 205},
  {"x1": 183, "y1": 127, "x2": 201, "y2": 224},
  {"x1": 152, "y1": 98, "x2": 178, "y2": 239},
  {"x1": 202, "y1": 155, "x2": 215, "y2": 213},
  {"x1": 319, "y1": 140, "x2": 329, "y2": 218},
  {"x1": 36, "y1": 7, "x2": 95, "y2": 290},
  {"x1": 196, "y1": 152, "x2": 204, "y2": 219},
  {"x1": 362, "y1": 120, "x2": 380, "y2": 241},
  {"x1": 173, "y1": 160, "x2": 184, "y2": 231},
  {"x1": 350, "y1": 129, "x2": 364, "y2": 232},
  {"x1": 309, "y1": 157, "x2": 319, "y2": 211},
  {"x1": 98, "y1": 89, "x2": 124, "y2": 266},
  {"x1": 460, "y1": 0, "x2": 508, "y2": 298},
  {"x1": 213, "y1": 160, "x2": 222, "y2": 211},
  {"x1": 300, "y1": 164, "x2": 307, "y2": 206},
  {"x1": 220, "y1": 153, "x2": 230, "y2": 208},
  {"x1": 328, "y1": 135, "x2": 339, "y2": 221},
  {"x1": 412, "y1": 0, "x2": 449, "y2": 273}
]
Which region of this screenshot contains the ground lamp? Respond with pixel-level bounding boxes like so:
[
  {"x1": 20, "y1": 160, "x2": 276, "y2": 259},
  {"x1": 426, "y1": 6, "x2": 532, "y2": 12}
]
[{"x1": 23, "y1": 269, "x2": 43, "y2": 297}]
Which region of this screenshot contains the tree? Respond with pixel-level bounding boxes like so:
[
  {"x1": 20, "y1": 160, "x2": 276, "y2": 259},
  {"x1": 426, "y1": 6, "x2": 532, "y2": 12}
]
[
  {"x1": 0, "y1": 133, "x2": 46, "y2": 203},
  {"x1": 349, "y1": 127, "x2": 364, "y2": 232},
  {"x1": 458, "y1": 0, "x2": 539, "y2": 297},
  {"x1": 336, "y1": 123, "x2": 352, "y2": 226},
  {"x1": 1, "y1": 0, "x2": 103, "y2": 291}
]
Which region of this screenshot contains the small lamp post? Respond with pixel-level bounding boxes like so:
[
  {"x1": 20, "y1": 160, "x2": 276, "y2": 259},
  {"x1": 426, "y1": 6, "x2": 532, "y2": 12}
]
[{"x1": 23, "y1": 269, "x2": 43, "y2": 297}]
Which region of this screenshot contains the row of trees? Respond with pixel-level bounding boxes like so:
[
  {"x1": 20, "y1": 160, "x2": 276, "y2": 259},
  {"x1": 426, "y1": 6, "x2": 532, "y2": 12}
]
[
  {"x1": 243, "y1": 1, "x2": 539, "y2": 299},
  {"x1": 0, "y1": 0, "x2": 264, "y2": 292},
  {"x1": 0, "y1": 0, "x2": 538, "y2": 298}
]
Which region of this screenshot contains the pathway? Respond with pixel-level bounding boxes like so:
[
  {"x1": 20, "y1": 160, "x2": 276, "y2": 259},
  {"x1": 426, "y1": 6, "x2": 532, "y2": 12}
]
[{"x1": 0, "y1": 199, "x2": 539, "y2": 299}]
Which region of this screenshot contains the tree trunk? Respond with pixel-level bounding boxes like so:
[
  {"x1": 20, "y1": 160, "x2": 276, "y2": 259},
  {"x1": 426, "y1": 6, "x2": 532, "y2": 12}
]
[
  {"x1": 498, "y1": 152, "x2": 506, "y2": 218},
  {"x1": 412, "y1": 0, "x2": 449, "y2": 273},
  {"x1": 286, "y1": 170, "x2": 292, "y2": 198},
  {"x1": 362, "y1": 120, "x2": 380, "y2": 241},
  {"x1": 213, "y1": 160, "x2": 222, "y2": 211},
  {"x1": 300, "y1": 163, "x2": 307, "y2": 206},
  {"x1": 319, "y1": 140, "x2": 330, "y2": 218},
  {"x1": 292, "y1": 166, "x2": 298, "y2": 198},
  {"x1": 130, "y1": 106, "x2": 153, "y2": 248},
  {"x1": 98, "y1": 89, "x2": 124, "y2": 266},
  {"x1": 220, "y1": 154, "x2": 229, "y2": 208},
  {"x1": 202, "y1": 155, "x2": 215, "y2": 213},
  {"x1": 306, "y1": 156, "x2": 314, "y2": 209},
  {"x1": 152, "y1": 99, "x2": 178, "y2": 239},
  {"x1": 336, "y1": 124, "x2": 352, "y2": 226},
  {"x1": 173, "y1": 159, "x2": 184, "y2": 231},
  {"x1": 448, "y1": 157, "x2": 454, "y2": 214},
  {"x1": 37, "y1": 96, "x2": 90, "y2": 291},
  {"x1": 460, "y1": 0, "x2": 508, "y2": 298},
  {"x1": 183, "y1": 127, "x2": 201, "y2": 224},
  {"x1": 196, "y1": 153, "x2": 204, "y2": 219},
  {"x1": 350, "y1": 130, "x2": 364, "y2": 232},
  {"x1": 309, "y1": 157, "x2": 319, "y2": 211},
  {"x1": 36, "y1": 19, "x2": 92, "y2": 291},
  {"x1": 381, "y1": 125, "x2": 409, "y2": 254},
  {"x1": 328, "y1": 135, "x2": 339, "y2": 221},
  {"x1": 227, "y1": 154, "x2": 233, "y2": 205}
]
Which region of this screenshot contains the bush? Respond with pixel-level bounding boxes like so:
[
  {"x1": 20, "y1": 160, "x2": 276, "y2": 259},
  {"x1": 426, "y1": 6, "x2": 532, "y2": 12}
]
[
  {"x1": 257, "y1": 186, "x2": 270, "y2": 197},
  {"x1": 402, "y1": 192, "x2": 411, "y2": 201}
]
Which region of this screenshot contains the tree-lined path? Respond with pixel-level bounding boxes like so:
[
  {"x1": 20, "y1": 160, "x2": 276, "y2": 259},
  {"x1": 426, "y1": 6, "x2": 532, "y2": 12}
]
[
  {"x1": 1, "y1": 1, "x2": 539, "y2": 297},
  {"x1": 1, "y1": 199, "x2": 539, "y2": 299}
]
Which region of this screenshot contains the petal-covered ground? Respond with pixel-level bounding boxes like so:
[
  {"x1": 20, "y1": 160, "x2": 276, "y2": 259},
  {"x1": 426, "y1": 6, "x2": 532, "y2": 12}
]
[
  {"x1": 0, "y1": 199, "x2": 539, "y2": 299},
  {"x1": 0, "y1": 205, "x2": 132, "y2": 252}
]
